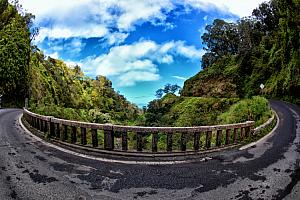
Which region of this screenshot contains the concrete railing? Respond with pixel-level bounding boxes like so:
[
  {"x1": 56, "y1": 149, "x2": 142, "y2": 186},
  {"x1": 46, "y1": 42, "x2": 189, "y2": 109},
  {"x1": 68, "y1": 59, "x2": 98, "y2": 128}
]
[{"x1": 23, "y1": 108, "x2": 255, "y2": 155}]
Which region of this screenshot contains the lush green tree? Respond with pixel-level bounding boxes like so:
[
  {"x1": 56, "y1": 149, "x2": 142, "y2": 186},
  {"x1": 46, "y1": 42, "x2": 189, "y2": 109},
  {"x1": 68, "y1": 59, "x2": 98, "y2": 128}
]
[
  {"x1": 0, "y1": 0, "x2": 8, "y2": 15},
  {"x1": 155, "y1": 84, "x2": 181, "y2": 98},
  {"x1": 237, "y1": 17, "x2": 261, "y2": 53},
  {"x1": 252, "y1": 0, "x2": 279, "y2": 33},
  {"x1": 201, "y1": 19, "x2": 239, "y2": 69},
  {"x1": 0, "y1": 2, "x2": 31, "y2": 106},
  {"x1": 155, "y1": 89, "x2": 164, "y2": 98}
]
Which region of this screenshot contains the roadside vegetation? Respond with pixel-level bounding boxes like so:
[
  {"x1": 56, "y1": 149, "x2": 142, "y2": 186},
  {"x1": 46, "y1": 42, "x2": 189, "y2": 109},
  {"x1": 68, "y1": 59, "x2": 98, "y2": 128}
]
[
  {"x1": 143, "y1": 95, "x2": 271, "y2": 127},
  {"x1": 0, "y1": 0, "x2": 32, "y2": 107},
  {"x1": 218, "y1": 96, "x2": 272, "y2": 127}
]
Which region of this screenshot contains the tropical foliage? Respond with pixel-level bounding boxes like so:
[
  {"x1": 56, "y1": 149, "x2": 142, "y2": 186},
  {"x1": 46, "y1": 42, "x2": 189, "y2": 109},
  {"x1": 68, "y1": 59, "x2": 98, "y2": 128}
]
[
  {"x1": 0, "y1": 0, "x2": 31, "y2": 107},
  {"x1": 144, "y1": 94, "x2": 271, "y2": 127},
  {"x1": 155, "y1": 83, "x2": 181, "y2": 98},
  {"x1": 181, "y1": 0, "x2": 300, "y2": 104},
  {"x1": 218, "y1": 96, "x2": 272, "y2": 127},
  {"x1": 29, "y1": 51, "x2": 140, "y2": 124}
]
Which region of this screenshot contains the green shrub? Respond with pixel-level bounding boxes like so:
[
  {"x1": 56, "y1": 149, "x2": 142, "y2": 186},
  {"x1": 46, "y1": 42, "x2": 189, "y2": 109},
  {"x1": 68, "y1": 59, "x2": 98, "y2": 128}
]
[{"x1": 218, "y1": 96, "x2": 272, "y2": 127}]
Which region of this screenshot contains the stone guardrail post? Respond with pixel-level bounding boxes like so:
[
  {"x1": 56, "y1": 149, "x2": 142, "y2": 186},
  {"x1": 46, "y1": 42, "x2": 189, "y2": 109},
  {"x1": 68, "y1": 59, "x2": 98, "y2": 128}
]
[
  {"x1": 104, "y1": 125, "x2": 114, "y2": 150},
  {"x1": 49, "y1": 117, "x2": 55, "y2": 138}
]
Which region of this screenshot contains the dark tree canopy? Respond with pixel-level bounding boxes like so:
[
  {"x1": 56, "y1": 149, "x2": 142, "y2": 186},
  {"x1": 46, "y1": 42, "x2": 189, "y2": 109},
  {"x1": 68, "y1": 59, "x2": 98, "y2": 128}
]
[
  {"x1": 252, "y1": 1, "x2": 279, "y2": 33},
  {"x1": 201, "y1": 19, "x2": 239, "y2": 69},
  {"x1": 156, "y1": 84, "x2": 181, "y2": 98},
  {"x1": 0, "y1": 0, "x2": 8, "y2": 15}
]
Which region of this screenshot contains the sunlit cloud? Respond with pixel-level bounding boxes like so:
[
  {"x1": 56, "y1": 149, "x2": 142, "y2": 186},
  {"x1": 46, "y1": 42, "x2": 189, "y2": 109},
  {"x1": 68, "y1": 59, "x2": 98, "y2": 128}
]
[
  {"x1": 20, "y1": 0, "x2": 264, "y2": 44},
  {"x1": 181, "y1": 0, "x2": 265, "y2": 17},
  {"x1": 81, "y1": 40, "x2": 203, "y2": 86}
]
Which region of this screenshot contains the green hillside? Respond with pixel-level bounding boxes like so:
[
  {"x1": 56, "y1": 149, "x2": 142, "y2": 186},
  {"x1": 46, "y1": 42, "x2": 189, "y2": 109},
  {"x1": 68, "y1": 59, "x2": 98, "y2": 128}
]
[
  {"x1": 28, "y1": 51, "x2": 140, "y2": 124},
  {"x1": 181, "y1": 0, "x2": 300, "y2": 104},
  {"x1": 143, "y1": 94, "x2": 271, "y2": 127}
]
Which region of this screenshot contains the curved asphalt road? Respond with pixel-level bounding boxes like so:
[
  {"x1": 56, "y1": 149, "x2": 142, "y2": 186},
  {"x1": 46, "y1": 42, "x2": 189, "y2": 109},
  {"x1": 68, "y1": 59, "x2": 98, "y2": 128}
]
[{"x1": 0, "y1": 100, "x2": 299, "y2": 200}]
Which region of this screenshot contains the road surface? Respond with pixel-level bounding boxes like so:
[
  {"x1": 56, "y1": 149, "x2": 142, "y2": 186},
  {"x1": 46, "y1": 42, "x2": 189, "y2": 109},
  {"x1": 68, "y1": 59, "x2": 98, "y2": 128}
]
[{"x1": 0, "y1": 101, "x2": 299, "y2": 200}]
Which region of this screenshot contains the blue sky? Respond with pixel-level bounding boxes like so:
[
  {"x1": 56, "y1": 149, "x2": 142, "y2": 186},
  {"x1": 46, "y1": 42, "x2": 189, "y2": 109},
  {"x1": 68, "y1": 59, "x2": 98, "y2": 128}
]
[{"x1": 20, "y1": 0, "x2": 265, "y2": 107}]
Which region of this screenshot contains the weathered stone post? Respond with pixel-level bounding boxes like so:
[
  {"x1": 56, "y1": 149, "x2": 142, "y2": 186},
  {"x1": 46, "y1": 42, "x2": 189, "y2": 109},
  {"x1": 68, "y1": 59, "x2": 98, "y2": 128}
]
[
  {"x1": 91, "y1": 129, "x2": 98, "y2": 147},
  {"x1": 136, "y1": 132, "x2": 143, "y2": 152},
  {"x1": 44, "y1": 119, "x2": 48, "y2": 133},
  {"x1": 225, "y1": 129, "x2": 231, "y2": 145},
  {"x1": 167, "y1": 133, "x2": 173, "y2": 152},
  {"x1": 206, "y1": 131, "x2": 212, "y2": 149},
  {"x1": 216, "y1": 130, "x2": 222, "y2": 147},
  {"x1": 152, "y1": 132, "x2": 158, "y2": 152},
  {"x1": 55, "y1": 123, "x2": 60, "y2": 139},
  {"x1": 81, "y1": 127, "x2": 87, "y2": 145},
  {"x1": 233, "y1": 128, "x2": 238, "y2": 143},
  {"x1": 181, "y1": 133, "x2": 187, "y2": 151},
  {"x1": 245, "y1": 125, "x2": 251, "y2": 138},
  {"x1": 104, "y1": 125, "x2": 114, "y2": 150},
  {"x1": 71, "y1": 126, "x2": 77, "y2": 144},
  {"x1": 240, "y1": 127, "x2": 245, "y2": 141},
  {"x1": 194, "y1": 132, "x2": 200, "y2": 151},
  {"x1": 122, "y1": 131, "x2": 128, "y2": 151},
  {"x1": 63, "y1": 125, "x2": 68, "y2": 141},
  {"x1": 49, "y1": 118, "x2": 55, "y2": 138}
]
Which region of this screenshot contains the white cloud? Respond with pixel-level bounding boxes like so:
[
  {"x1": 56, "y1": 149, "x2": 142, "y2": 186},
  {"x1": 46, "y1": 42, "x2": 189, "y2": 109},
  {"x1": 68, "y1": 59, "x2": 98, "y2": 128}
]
[
  {"x1": 114, "y1": 0, "x2": 174, "y2": 30},
  {"x1": 118, "y1": 71, "x2": 160, "y2": 87},
  {"x1": 20, "y1": 0, "x2": 173, "y2": 43},
  {"x1": 35, "y1": 25, "x2": 108, "y2": 43},
  {"x1": 20, "y1": 0, "x2": 265, "y2": 44},
  {"x1": 172, "y1": 76, "x2": 187, "y2": 80},
  {"x1": 159, "y1": 41, "x2": 205, "y2": 59},
  {"x1": 177, "y1": 42, "x2": 204, "y2": 58},
  {"x1": 103, "y1": 32, "x2": 129, "y2": 46},
  {"x1": 159, "y1": 55, "x2": 174, "y2": 64},
  {"x1": 181, "y1": 0, "x2": 265, "y2": 17},
  {"x1": 81, "y1": 40, "x2": 202, "y2": 87},
  {"x1": 84, "y1": 41, "x2": 158, "y2": 78}
]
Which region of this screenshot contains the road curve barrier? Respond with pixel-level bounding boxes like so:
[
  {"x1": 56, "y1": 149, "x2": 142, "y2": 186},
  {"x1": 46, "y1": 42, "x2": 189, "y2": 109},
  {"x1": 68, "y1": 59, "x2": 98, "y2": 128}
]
[{"x1": 22, "y1": 108, "x2": 255, "y2": 161}]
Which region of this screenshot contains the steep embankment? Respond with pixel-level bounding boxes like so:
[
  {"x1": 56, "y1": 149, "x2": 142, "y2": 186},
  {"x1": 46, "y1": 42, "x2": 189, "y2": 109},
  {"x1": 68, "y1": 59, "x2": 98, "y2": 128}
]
[
  {"x1": 29, "y1": 51, "x2": 140, "y2": 125},
  {"x1": 181, "y1": 0, "x2": 300, "y2": 103}
]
